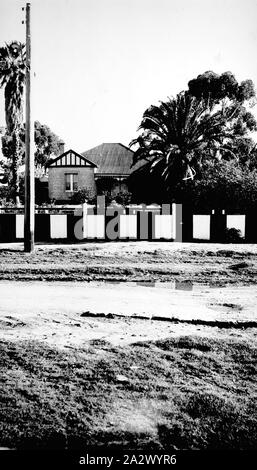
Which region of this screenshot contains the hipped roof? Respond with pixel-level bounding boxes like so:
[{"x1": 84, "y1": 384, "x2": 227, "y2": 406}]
[{"x1": 81, "y1": 143, "x2": 143, "y2": 175}]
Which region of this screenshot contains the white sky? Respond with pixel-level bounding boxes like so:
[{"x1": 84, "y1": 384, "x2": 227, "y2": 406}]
[{"x1": 0, "y1": 0, "x2": 257, "y2": 152}]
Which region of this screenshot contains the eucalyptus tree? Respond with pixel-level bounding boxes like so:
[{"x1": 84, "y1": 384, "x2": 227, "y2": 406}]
[
  {"x1": 2, "y1": 121, "x2": 63, "y2": 170},
  {"x1": 188, "y1": 71, "x2": 257, "y2": 162},
  {"x1": 130, "y1": 73, "x2": 256, "y2": 193}
]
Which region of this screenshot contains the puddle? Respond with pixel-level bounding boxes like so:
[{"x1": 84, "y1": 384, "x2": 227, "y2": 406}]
[
  {"x1": 109, "y1": 280, "x2": 196, "y2": 290},
  {"x1": 106, "y1": 280, "x2": 227, "y2": 291},
  {"x1": 137, "y1": 281, "x2": 194, "y2": 290}
]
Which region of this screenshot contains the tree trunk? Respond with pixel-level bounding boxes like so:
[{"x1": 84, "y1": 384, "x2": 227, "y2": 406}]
[{"x1": 12, "y1": 129, "x2": 20, "y2": 206}]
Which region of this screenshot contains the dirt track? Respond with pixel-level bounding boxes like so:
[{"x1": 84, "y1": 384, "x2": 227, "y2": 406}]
[
  {"x1": 0, "y1": 241, "x2": 257, "y2": 284},
  {"x1": 0, "y1": 242, "x2": 256, "y2": 348},
  {"x1": 0, "y1": 280, "x2": 256, "y2": 350},
  {"x1": 0, "y1": 242, "x2": 256, "y2": 450}
]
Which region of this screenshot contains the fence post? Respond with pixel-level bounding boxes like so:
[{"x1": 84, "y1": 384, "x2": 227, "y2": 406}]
[
  {"x1": 210, "y1": 209, "x2": 226, "y2": 242},
  {"x1": 82, "y1": 202, "x2": 88, "y2": 239},
  {"x1": 172, "y1": 203, "x2": 183, "y2": 242}
]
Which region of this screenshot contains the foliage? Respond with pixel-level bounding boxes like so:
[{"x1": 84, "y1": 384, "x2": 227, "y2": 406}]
[
  {"x1": 69, "y1": 188, "x2": 132, "y2": 206},
  {"x1": 0, "y1": 43, "x2": 59, "y2": 202},
  {"x1": 0, "y1": 42, "x2": 26, "y2": 132},
  {"x1": 1, "y1": 121, "x2": 62, "y2": 203},
  {"x1": 187, "y1": 71, "x2": 257, "y2": 167},
  {"x1": 113, "y1": 190, "x2": 132, "y2": 206},
  {"x1": 225, "y1": 228, "x2": 243, "y2": 243},
  {"x1": 2, "y1": 121, "x2": 62, "y2": 169},
  {"x1": 130, "y1": 71, "x2": 257, "y2": 196},
  {"x1": 223, "y1": 137, "x2": 257, "y2": 169},
  {"x1": 131, "y1": 92, "x2": 221, "y2": 189},
  {"x1": 175, "y1": 160, "x2": 257, "y2": 211},
  {"x1": 0, "y1": 41, "x2": 26, "y2": 203},
  {"x1": 69, "y1": 188, "x2": 97, "y2": 205},
  {"x1": 0, "y1": 186, "x2": 10, "y2": 204},
  {"x1": 95, "y1": 177, "x2": 131, "y2": 205},
  {"x1": 188, "y1": 71, "x2": 256, "y2": 105},
  {"x1": 128, "y1": 163, "x2": 167, "y2": 204},
  {"x1": 34, "y1": 121, "x2": 63, "y2": 167}
]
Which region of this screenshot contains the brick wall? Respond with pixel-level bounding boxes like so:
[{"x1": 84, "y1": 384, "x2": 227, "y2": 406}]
[{"x1": 48, "y1": 167, "x2": 97, "y2": 201}]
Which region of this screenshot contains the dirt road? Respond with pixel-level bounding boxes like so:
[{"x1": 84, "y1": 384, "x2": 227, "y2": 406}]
[
  {"x1": 0, "y1": 241, "x2": 257, "y2": 284},
  {"x1": 0, "y1": 242, "x2": 256, "y2": 450},
  {"x1": 0, "y1": 280, "x2": 256, "y2": 349}
]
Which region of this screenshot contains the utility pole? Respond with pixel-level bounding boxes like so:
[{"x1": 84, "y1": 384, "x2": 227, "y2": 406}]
[{"x1": 24, "y1": 2, "x2": 35, "y2": 252}]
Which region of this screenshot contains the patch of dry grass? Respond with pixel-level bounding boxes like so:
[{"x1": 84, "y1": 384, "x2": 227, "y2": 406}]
[
  {"x1": 0, "y1": 243, "x2": 256, "y2": 283},
  {"x1": 0, "y1": 334, "x2": 256, "y2": 450}
]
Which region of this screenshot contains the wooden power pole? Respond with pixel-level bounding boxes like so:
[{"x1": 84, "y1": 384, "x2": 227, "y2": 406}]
[{"x1": 24, "y1": 2, "x2": 35, "y2": 252}]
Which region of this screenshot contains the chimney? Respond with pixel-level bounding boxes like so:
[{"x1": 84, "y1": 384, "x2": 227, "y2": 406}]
[{"x1": 58, "y1": 141, "x2": 65, "y2": 155}]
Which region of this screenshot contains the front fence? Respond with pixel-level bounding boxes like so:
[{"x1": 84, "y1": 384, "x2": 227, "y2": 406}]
[{"x1": 0, "y1": 204, "x2": 256, "y2": 243}]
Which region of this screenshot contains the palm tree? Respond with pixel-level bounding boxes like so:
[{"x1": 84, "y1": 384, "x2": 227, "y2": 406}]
[
  {"x1": 130, "y1": 91, "x2": 241, "y2": 192},
  {"x1": 0, "y1": 41, "x2": 26, "y2": 204}
]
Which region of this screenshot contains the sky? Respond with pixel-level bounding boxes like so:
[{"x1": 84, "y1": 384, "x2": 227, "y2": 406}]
[{"x1": 0, "y1": 0, "x2": 257, "y2": 152}]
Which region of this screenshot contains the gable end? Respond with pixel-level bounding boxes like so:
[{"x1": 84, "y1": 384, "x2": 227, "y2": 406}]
[{"x1": 48, "y1": 149, "x2": 97, "y2": 168}]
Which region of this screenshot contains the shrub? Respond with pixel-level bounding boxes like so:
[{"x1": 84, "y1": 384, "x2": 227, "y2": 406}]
[
  {"x1": 69, "y1": 188, "x2": 96, "y2": 205},
  {"x1": 224, "y1": 228, "x2": 243, "y2": 243},
  {"x1": 177, "y1": 161, "x2": 257, "y2": 211},
  {"x1": 113, "y1": 190, "x2": 132, "y2": 206}
]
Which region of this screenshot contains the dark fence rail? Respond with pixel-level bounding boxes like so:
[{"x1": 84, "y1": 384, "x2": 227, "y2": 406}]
[{"x1": 0, "y1": 204, "x2": 256, "y2": 243}]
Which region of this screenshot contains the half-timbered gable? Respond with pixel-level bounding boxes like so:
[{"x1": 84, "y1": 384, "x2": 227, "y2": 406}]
[
  {"x1": 49, "y1": 150, "x2": 97, "y2": 168},
  {"x1": 47, "y1": 144, "x2": 143, "y2": 202},
  {"x1": 48, "y1": 149, "x2": 97, "y2": 202}
]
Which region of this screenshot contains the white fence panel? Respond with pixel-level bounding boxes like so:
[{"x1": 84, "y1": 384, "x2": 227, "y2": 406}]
[
  {"x1": 226, "y1": 215, "x2": 245, "y2": 238},
  {"x1": 50, "y1": 215, "x2": 67, "y2": 239},
  {"x1": 154, "y1": 215, "x2": 174, "y2": 239},
  {"x1": 193, "y1": 215, "x2": 210, "y2": 240},
  {"x1": 84, "y1": 215, "x2": 105, "y2": 238},
  {"x1": 16, "y1": 214, "x2": 24, "y2": 239},
  {"x1": 120, "y1": 215, "x2": 137, "y2": 238}
]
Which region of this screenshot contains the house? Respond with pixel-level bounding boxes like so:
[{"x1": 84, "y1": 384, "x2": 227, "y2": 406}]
[
  {"x1": 48, "y1": 144, "x2": 97, "y2": 202},
  {"x1": 48, "y1": 142, "x2": 142, "y2": 202},
  {"x1": 81, "y1": 143, "x2": 137, "y2": 196}
]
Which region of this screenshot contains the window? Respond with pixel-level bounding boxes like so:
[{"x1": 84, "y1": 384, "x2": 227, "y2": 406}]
[{"x1": 65, "y1": 173, "x2": 78, "y2": 192}]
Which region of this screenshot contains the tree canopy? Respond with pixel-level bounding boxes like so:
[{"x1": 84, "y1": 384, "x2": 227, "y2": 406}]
[
  {"x1": 130, "y1": 71, "x2": 257, "y2": 201},
  {"x1": 188, "y1": 71, "x2": 255, "y2": 105},
  {"x1": 1, "y1": 121, "x2": 62, "y2": 173},
  {"x1": 177, "y1": 160, "x2": 257, "y2": 212},
  {"x1": 0, "y1": 41, "x2": 26, "y2": 202},
  {"x1": 33, "y1": 121, "x2": 63, "y2": 168},
  {"x1": 1, "y1": 121, "x2": 62, "y2": 203},
  {"x1": 0, "y1": 41, "x2": 26, "y2": 133}
]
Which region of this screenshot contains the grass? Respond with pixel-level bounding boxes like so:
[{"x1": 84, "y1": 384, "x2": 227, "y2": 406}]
[{"x1": 0, "y1": 334, "x2": 256, "y2": 450}]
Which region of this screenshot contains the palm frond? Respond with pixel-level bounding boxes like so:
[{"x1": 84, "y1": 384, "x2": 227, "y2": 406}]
[
  {"x1": 131, "y1": 88, "x2": 251, "y2": 188},
  {"x1": 0, "y1": 41, "x2": 26, "y2": 132}
]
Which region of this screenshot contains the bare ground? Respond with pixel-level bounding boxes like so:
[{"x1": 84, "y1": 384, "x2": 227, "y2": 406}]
[
  {"x1": 0, "y1": 241, "x2": 257, "y2": 284},
  {"x1": 0, "y1": 242, "x2": 256, "y2": 450}
]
